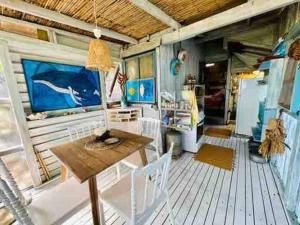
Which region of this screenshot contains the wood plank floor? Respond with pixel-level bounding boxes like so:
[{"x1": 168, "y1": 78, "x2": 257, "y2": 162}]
[{"x1": 62, "y1": 135, "x2": 290, "y2": 225}]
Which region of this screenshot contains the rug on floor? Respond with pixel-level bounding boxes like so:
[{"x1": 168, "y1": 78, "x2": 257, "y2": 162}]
[
  {"x1": 194, "y1": 143, "x2": 235, "y2": 171},
  {"x1": 204, "y1": 127, "x2": 232, "y2": 139}
]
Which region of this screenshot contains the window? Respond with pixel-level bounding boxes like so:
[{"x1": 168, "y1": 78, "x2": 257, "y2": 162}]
[
  {"x1": 124, "y1": 52, "x2": 156, "y2": 103},
  {"x1": 125, "y1": 51, "x2": 156, "y2": 80},
  {"x1": 139, "y1": 54, "x2": 154, "y2": 78}
]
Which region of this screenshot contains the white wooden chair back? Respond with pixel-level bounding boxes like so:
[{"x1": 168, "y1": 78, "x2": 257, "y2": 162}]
[
  {"x1": 0, "y1": 177, "x2": 34, "y2": 225},
  {"x1": 131, "y1": 143, "x2": 173, "y2": 224},
  {"x1": 67, "y1": 121, "x2": 102, "y2": 141},
  {"x1": 0, "y1": 158, "x2": 29, "y2": 205},
  {"x1": 138, "y1": 117, "x2": 162, "y2": 156}
]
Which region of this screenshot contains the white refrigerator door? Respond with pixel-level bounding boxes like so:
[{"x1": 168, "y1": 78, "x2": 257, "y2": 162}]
[{"x1": 235, "y1": 78, "x2": 267, "y2": 136}]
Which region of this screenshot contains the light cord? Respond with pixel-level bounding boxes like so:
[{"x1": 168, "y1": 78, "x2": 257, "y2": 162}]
[{"x1": 93, "y1": 0, "x2": 98, "y2": 28}]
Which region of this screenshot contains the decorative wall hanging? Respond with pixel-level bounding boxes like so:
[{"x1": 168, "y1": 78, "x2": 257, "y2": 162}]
[
  {"x1": 126, "y1": 78, "x2": 155, "y2": 103},
  {"x1": 139, "y1": 78, "x2": 155, "y2": 103},
  {"x1": 170, "y1": 58, "x2": 181, "y2": 76},
  {"x1": 126, "y1": 80, "x2": 139, "y2": 102},
  {"x1": 288, "y1": 39, "x2": 300, "y2": 60},
  {"x1": 178, "y1": 49, "x2": 188, "y2": 63},
  {"x1": 273, "y1": 39, "x2": 287, "y2": 57},
  {"x1": 22, "y1": 59, "x2": 101, "y2": 112},
  {"x1": 117, "y1": 72, "x2": 128, "y2": 107}
]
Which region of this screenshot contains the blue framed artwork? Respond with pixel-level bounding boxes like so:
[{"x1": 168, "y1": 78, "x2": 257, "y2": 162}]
[
  {"x1": 22, "y1": 59, "x2": 101, "y2": 112},
  {"x1": 126, "y1": 80, "x2": 139, "y2": 102},
  {"x1": 139, "y1": 78, "x2": 155, "y2": 103},
  {"x1": 126, "y1": 78, "x2": 155, "y2": 103}
]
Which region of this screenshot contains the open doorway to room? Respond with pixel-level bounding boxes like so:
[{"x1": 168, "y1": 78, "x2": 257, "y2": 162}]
[{"x1": 204, "y1": 60, "x2": 228, "y2": 125}]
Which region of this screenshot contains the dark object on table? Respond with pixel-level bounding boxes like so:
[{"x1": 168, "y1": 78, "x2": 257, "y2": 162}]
[
  {"x1": 248, "y1": 137, "x2": 267, "y2": 164},
  {"x1": 96, "y1": 130, "x2": 110, "y2": 141},
  {"x1": 104, "y1": 137, "x2": 121, "y2": 145}
]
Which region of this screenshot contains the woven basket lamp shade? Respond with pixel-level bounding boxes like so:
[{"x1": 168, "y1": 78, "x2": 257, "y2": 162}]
[{"x1": 86, "y1": 39, "x2": 113, "y2": 72}]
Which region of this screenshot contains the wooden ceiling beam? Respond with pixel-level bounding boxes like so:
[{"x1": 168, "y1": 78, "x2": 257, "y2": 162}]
[
  {"x1": 129, "y1": 0, "x2": 181, "y2": 29},
  {"x1": 162, "y1": 0, "x2": 298, "y2": 44},
  {"x1": 0, "y1": 0, "x2": 138, "y2": 44},
  {"x1": 195, "y1": 14, "x2": 280, "y2": 44}
]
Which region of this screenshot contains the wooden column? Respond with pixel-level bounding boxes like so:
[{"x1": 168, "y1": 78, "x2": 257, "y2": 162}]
[{"x1": 88, "y1": 176, "x2": 105, "y2": 225}]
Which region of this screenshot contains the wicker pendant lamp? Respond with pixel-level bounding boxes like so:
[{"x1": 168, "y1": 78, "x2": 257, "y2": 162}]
[{"x1": 86, "y1": 0, "x2": 112, "y2": 72}]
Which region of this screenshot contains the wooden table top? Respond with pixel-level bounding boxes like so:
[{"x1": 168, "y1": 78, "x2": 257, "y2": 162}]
[{"x1": 51, "y1": 129, "x2": 152, "y2": 183}]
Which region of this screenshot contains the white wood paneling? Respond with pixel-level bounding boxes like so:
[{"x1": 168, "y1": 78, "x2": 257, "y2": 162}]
[{"x1": 159, "y1": 39, "x2": 203, "y2": 94}]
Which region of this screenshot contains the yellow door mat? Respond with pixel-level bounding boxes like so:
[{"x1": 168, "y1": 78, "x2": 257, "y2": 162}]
[
  {"x1": 194, "y1": 143, "x2": 235, "y2": 171},
  {"x1": 204, "y1": 127, "x2": 232, "y2": 139}
]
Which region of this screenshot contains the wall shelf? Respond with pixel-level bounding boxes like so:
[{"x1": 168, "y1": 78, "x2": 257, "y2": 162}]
[
  {"x1": 162, "y1": 124, "x2": 191, "y2": 132},
  {"x1": 107, "y1": 107, "x2": 142, "y2": 123},
  {"x1": 161, "y1": 108, "x2": 192, "y2": 113}
]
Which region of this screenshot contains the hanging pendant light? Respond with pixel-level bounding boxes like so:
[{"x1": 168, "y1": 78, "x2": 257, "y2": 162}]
[{"x1": 86, "y1": 0, "x2": 112, "y2": 72}]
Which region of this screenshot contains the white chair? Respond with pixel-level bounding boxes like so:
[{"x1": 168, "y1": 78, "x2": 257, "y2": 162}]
[
  {"x1": 0, "y1": 157, "x2": 91, "y2": 225},
  {"x1": 67, "y1": 121, "x2": 103, "y2": 141},
  {"x1": 100, "y1": 143, "x2": 175, "y2": 225},
  {"x1": 121, "y1": 117, "x2": 162, "y2": 169}
]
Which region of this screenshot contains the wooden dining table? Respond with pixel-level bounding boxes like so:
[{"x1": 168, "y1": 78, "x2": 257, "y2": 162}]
[{"x1": 50, "y1": 129, "x2": 153, "y2": 225}]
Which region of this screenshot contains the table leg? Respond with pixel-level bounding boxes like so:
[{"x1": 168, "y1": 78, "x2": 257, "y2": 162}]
[
  {"x1": 139, "y1": 148, "x2": 148, "y2": 166},
  {"x1": 88, "y1": 176, "x2": 105, "y2": 225},
  {"x1": 60, "y1": 165, "x2": 68, "y2": 182}
]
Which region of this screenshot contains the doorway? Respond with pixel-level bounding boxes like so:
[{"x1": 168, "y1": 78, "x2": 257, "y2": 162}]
[{"x1": 204, "y1": 60, "x2": 228, "y2": 125}]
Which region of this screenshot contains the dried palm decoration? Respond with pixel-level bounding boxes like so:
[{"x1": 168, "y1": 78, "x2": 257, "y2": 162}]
[
  {"x1": 259, "y1": 119, "x2": 286, "y2": 158},
  {"x1": 86, "y1": 0, "x2": 112, "y2": 72},
  {"x1": 288, "y1": 39, "x2": 300, "y2": 60}
]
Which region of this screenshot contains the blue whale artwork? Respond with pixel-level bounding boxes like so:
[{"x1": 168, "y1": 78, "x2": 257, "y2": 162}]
[{"x1": 22, "y1": 59, "x2": 101, "y2": 112}]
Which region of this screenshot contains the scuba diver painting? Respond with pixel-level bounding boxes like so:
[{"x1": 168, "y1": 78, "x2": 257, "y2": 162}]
[{"x1": 22, "y1": 59, "x2": 101, "y2": 112}]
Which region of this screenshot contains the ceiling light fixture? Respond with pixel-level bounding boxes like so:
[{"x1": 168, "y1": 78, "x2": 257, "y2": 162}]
[
  {"x1": 86, "y1": 0, "x2": 112, "y2": 72},
  {"x1": 205, "y1": 63, "x2": 215, "y2": 68}
]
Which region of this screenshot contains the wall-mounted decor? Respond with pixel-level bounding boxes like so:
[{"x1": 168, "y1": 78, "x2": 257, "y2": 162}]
[
  {"x1": 126, "y1": 80, "x2": 139, "y2": 102},
  {"x1": 170, "y1": 58, "x2": 181, "y2": 76},
  {"x1": 139, "y1": 78, "x2": 155, "y2": 103},
  {"x1": 105, "y1": 63, "x2": 123, "y2": 103},
  {"x1": 22, "y1": 59, "x2": 101, "y2": 112},
  {"x1": 126, "y1": 78, "x2": 155, "y2": 103}
]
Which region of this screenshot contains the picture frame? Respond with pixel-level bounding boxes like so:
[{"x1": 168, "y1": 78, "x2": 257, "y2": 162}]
[
  {"x1": 22, "y1": 59, "x2": 101, "y2": 112},
  {"x1": 126, "y1": 78, "x2": 156, "y2": 104}
]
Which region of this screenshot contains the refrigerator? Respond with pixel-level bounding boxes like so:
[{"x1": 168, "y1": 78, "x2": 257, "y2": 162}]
[{"x1": 235, "y1": 77, "x2": 267, "y2": 136}]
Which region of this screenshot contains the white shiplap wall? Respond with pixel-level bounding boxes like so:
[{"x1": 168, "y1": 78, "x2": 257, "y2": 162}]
[
  {"x1": 159, "y1": 39, "x2": 204, "y2": 94},
  {"x1": 0, "y1": 30, "x2": 122, "y2": 185}
]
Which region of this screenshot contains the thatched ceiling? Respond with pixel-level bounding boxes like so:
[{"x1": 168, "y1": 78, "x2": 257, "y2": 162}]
[
  {"x1": 149, "y1": 0, "x2": 246, "y2": 25},
  {"x1": 0, "y1": 0, "x2": 247, "y2": 43}
]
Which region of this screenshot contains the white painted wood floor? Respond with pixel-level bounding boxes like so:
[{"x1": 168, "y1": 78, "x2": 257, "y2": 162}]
[{"x1": 61, "y1": 135, "x2": 290, "y2": 225}]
